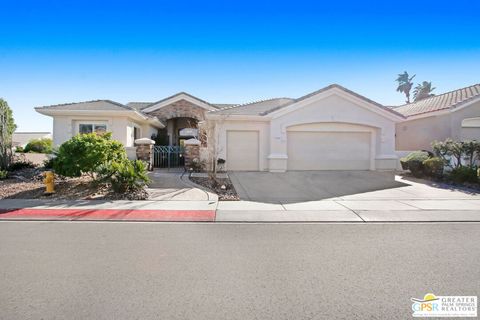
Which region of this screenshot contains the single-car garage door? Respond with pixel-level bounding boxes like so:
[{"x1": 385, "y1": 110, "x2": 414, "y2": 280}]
[
  {"x1": 287, "y1": 131, "x2": 371, "y2": 170},
  {"x1": 227, "y1": 131, "x2": 259, "y2": 171}
]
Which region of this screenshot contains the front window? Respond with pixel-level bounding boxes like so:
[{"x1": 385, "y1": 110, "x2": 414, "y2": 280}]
[{"x1": 79, "y1": 123, "x2": 107, "y2": 135}]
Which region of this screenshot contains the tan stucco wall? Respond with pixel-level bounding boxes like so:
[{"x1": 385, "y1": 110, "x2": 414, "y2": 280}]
[
  {"x1": 396, "y1": 100, "x2": 480, "y2": 151},
  {"x1": 395, "y1": 114, "x2": 451, "y2": 151}
]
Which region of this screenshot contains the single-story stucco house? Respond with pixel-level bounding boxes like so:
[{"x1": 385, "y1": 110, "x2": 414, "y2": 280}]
[{"x1": 35, "y1": 83, "x2": 479, "y2": 172}]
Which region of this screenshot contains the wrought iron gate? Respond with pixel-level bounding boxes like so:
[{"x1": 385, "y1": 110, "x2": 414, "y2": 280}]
[{"x1": 153, "y1": 146, "x2": 185, "y2": 168}]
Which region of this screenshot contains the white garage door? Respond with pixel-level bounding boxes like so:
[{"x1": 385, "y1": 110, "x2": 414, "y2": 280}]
[
  {"x1": 287, "y1": 131, "x2": 371, "y2": 170},
  {"x1": 227, "y1": 131, "x2": 259, "y2": 171}
]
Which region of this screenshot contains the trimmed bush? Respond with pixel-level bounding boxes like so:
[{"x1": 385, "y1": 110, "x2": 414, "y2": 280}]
[
  {"x1": 53, "y1": 133, "x2": 126, "y2": 177},
  {"x1": 43, "y1": 157, "x2": 55, "y2": 169},
  {"x1": 96, "y1": 159, "x2": 150, "y2": 194},
  {"x1": 24, "y1": 138, "x2": 53, "y2": 154},
  {"x1": 422, "y1": 157, "x2": 444, "y2": 178},
  {"x1": 400, "y1": 151, "x2": 430, "y2": 177},
  {"x1": 8, "y1": 160, "x2": 35, "y2": 171},
  {"x1": 449, "y1": 167, "x2": 478, "y2": 184}
]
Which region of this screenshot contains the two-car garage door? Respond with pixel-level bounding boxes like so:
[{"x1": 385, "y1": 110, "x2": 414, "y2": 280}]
[
  {"x1": 287, "y1": 131, "x2": 371, "y2": 170},
  {"x1": 226, "y1": 130, "x2": 372, "y2": 171}
]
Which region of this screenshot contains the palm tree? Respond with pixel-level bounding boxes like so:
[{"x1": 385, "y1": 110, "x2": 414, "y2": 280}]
[
  {"x1": 396, "y1": 71, "x2": 416, "y2": 104},
  {"x1": 413, "y1": 81, "x2": 436, "y2": 102}
]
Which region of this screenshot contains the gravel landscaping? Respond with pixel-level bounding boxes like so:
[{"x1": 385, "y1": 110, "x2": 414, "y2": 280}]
[
  {"x1": 190, "y1": 175, "x2": 239, "y2": 201},
  {"x1": 0, "y1": 168, "x2": 147, "y2": 200}
]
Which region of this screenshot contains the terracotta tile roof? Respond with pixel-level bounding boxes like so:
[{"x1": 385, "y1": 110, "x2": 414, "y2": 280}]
[{"x1": 394, "y1": 84, "x2": 480, "y2": 117}]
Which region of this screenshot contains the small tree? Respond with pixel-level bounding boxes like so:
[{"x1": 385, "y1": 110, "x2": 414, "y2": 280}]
[
  {"x1": 396, "y1": 71, "x2": 416, "y2": 104},
  {"x1": 53, "y1": 133, "x2": 126, "y2": 177},
  {"x1": 198, "y1": 113, "x2": 230, "y2": 178},
  {"x1": 0, "y1": 99, "x2": 17, "y2": 170},
  {"x1": 413, "y1": 81, "x2": 436, "y2": 102}
]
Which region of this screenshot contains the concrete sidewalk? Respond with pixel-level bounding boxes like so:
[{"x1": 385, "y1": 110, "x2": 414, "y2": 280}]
[
  {"x1": 216, "y1": 199, "x2": 480, "y2": 222},
  {"x1": 1, "y1": 198, "x2": 480, "y2": 222}
]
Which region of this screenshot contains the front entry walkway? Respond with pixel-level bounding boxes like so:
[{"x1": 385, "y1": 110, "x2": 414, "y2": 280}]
[{"x1": 147, "y1": 169, "x2": 217, "y2": 201}]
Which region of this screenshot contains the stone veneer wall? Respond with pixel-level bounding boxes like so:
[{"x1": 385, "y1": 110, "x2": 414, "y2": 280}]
[
  {"x1": 136, "y1": 144, "x2": 153, "y2": 170},
  {"x1": 184, "y1": 144, "x2": 200, "y2": 169},
  {"x1": 146, "y1": 99, "x2": 207, "y2": 122}
]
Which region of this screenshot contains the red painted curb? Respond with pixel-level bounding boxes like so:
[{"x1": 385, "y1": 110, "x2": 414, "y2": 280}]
[{"x1": 0, "y1": 208, "x2": 216, "y2": 222}]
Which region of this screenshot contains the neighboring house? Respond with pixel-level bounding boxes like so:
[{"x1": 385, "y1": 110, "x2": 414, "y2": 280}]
[
  {"x1": 394, "y1": 84, "x2": 480, "y2": 151},
  {"x1": 12, "y1": 132, "x2": 52, "y2": 148}
]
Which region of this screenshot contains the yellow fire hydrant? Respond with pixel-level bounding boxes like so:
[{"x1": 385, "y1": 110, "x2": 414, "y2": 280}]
[{"x1": 44, "y1": 171, "x2": 55, "y2": 194}]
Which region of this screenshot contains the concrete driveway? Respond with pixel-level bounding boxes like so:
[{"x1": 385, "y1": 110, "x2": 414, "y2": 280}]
[
  {"x1": 229, "y1": 171, "x2": 480, "y2": 203},
  {"x1": 229, "y1": 171, "x2": 409, "y2": 203}
]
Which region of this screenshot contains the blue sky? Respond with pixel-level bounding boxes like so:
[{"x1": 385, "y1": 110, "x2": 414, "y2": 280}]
[{"x1": 1, "y1": 0, "x2": 479, "y2": 132}]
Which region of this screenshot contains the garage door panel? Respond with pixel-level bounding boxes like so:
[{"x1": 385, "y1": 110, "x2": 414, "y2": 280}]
[
  {"x1": 227, "y1": 131, "x2": 259, "y2": 171},
  {"x1": 287, "y1": 131, "x2": 371, "y2": 170}
]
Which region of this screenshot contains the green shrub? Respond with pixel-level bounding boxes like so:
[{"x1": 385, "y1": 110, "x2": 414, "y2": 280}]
[
  {"x1": 448, "y1": 167, "x2": 478, "y2": 184},
  {"x1": 53, "y1": 133, "x2": 126, "y2": 177},
  {"x1": 24, "y1": 138, "x2": 53, "y2": 154},
  {"x1": 422, "y1": 157, "x2": 444, "y2": 178},
  {"x1": 97, "y1": 159, "x2": 150, "y2": 193},
  {"x1": 8, "y1": 160, "x2": 35, "y2": 171},
  {"x1": 43, "y1": 157, "x2": 55, "y2": 169},
  {"x1": 401, "y1": 151, "x2": 430, "y2": 177},
  {"x1": 0, "y1": 170, "x2": 8, "y2": 179},
  {"x1": 15, "y1": 146, "x2": 24, "y2": 153}
]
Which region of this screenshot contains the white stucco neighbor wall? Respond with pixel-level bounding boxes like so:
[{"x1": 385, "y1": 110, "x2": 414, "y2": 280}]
[{"x1": 268, "y1": 94, "x2": 398, "y2": 172}]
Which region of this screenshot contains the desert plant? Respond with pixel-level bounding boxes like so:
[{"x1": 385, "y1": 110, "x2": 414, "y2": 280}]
[
  {"x1": 448, "y1": 166, "x2": 478, "y2": 184},
  {"x1": 43, "y1": 157, "x2": 55, "y2": 169},
  {"x1": 53, "y1": 132, "x2": 126, "y2": 177},
  {"x1": 24, "y1": 138, "x2": 53, "y2": 154},
  {"x1": 432, "y1": 139, "x2": 462, "y2": 168},
  {"x1": 461, "y1": 140, "x2": 479, "y2": 168},
  {"x1": 8, "y1": 160, "x2": 35, "y2": 171},
  {"x1": 0, "y1": 98, "x2": 16, "y2": 170},
  {"x1": 432, "y1": 139, "x2": 480, "y2": 169},
  {"x1": 15, "y1": 146, "x2": 24, "y2": 153},
  {"x1": 0, "y1": 170, "x2": 8, "y2": 179},
  {"x1": 422, "y1": 157, "x2": 444, "y2": 178},
  {"x1": 401, "y1": 151, "x2": 430, "y2": 177},
  {"x1": 96, "y1": 159, "x2": 150, "y2": 193}
]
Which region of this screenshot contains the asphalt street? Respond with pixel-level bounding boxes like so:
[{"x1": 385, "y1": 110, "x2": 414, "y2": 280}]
[{"x1": 0, "y1": 221, "x2": 479, "y2": 319}]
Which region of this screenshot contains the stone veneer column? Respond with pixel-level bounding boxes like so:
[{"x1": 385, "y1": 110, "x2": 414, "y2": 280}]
[
  {"x1": 183, "y1": 138, "x2": 201, "y2": 170},
  {"x1": 135, "y1": 138, "x2": 155, "y2": 171}
]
